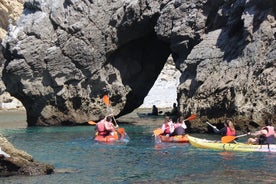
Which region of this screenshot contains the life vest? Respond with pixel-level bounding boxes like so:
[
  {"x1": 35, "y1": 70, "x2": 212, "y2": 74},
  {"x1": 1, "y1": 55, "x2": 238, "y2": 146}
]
[
  {"x1": 174, "y1": 123, "x2": 181, "y2": 129},
  {"x1": 263, "y1": 126, "x2": 275, "y2": 144},
  {"x1": 226, "y1": 127, "x2": 236, "y2": 136},
  {"x1": 164, "y1": 123, "x2": 171, "y2": 134},
  {"x1": 96, "y1": 120, "x2": 108, "y2": 136}
]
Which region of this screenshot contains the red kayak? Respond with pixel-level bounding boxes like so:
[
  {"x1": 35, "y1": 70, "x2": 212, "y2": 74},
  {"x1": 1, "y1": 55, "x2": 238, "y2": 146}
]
[
  {"x1": 156, "y1": 134, "x2": 189, "y2": 143},
  {"x1": 94, "y1": 132, "x2": 119, "y2": 142},
  {"x1": 94, "y1": 128, "x2": 126, "y2": 142}
]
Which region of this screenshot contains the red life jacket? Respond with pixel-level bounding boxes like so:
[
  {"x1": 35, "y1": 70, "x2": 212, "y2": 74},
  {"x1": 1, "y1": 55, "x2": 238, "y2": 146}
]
[
  {"x1": 226, "y1": 127, "x2": 236, "y2": 136},
  {"x1": 96, "y1": 120, "x2": 108, "y2": 136},
  {"x1": 164, "y1": 123, "x2": 171, "y2": 134}
]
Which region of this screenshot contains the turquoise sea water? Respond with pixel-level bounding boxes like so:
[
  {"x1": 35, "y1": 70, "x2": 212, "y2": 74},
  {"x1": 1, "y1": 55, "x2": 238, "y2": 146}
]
[{"x1": 1, "y1": 113, "x2": 276, "y2": 183}]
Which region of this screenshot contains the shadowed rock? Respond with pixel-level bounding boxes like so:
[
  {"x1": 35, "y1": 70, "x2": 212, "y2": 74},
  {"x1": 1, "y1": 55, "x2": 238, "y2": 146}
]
[{"x1": 1, "y1": 0, "x2": 275, "y2": 127}]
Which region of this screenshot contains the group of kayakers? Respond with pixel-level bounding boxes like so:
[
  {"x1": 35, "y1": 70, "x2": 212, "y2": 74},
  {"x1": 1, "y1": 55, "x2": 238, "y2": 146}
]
[
  {"x1": 209, "y1": 118, "x2": 276, "y2": 145},
  {"x1": 160, "y1": 115, "x2": 187, "y2": 136},
  {"x1": 94, "y1": 103, "x2": 275, "y2": 146}
]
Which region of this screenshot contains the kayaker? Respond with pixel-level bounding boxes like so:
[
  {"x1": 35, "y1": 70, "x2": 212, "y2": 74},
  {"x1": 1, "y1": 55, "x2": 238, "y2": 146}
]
[
  {"x1": 212, "y1": 119, "x2": 236, "y2": 136},
  {"x1": 148, "y1": 105, "x2": 158, "y2": 116},
  {"x1": 161, "y1": 116, "x2": 174, "y2": 136},
  {"x1": 95, "y1": 115, "x2": 117, "y2": 136},
  {"x1": 247, "y1": 119, "x2": 275, "y2": 145},
  {"x1": 170, "y1": 116, "x2": 187, "y2": 136}
]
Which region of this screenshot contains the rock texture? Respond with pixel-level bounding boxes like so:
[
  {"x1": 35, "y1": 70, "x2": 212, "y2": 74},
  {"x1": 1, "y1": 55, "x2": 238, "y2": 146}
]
[
  {"x1": 1, "y1": 0, "x2": 276, "y2": 128},
  {"x1": 0, "y1": 0, "x2": 24, "y2": 39},
  {"x1": 0, "y1": 134, "x2": 54, "y2": 176},
  {"x1": 0, "y1": 0, "x2": 24, "y2": 110}
]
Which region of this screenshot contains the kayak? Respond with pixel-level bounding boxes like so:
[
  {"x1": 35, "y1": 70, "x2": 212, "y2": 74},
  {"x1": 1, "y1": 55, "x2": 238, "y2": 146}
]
[
  {"x1": 94, "y1": 132, "x2": 120, "y2": 142},
  {"x1": 156, "y1": 134, "x2": 189, "y2": 143},
  {"x1": 94, "y1": 128, "x2": 127, "y2": 142},
  {"x1": 188, "y1": 135, "x2": 276, "y2": 152}
]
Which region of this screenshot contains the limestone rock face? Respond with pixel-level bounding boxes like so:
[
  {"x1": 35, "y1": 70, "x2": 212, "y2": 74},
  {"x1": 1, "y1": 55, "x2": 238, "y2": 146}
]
[
  {"x1": 1, "y1": 0, "x2": 275, "y2": 127},
  {"x1": 0, "y1": 0, "x2": 24, "y2": 110},
  {"x1": 0, "y1": 0, "x2": 24, "y2": 39}
]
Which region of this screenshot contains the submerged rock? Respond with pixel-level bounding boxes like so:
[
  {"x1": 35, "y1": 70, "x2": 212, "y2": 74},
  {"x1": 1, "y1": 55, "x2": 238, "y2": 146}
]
[{"x1": 0, "y1": 134, "x2": 54, "y2": 177}]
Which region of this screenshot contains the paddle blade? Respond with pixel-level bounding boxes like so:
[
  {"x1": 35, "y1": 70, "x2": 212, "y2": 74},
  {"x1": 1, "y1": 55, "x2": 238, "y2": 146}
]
[
  {"x1": 103, "y1": 95, "x2": 110, "y2": 106},
  {"x1": 88, "y1": 121, "x2": 97, "y2": 125},
  {"x1": 117, "y1": 128, "x2": 125, "y2": 135},
  {"x1": 153, "y1": 128, "x2": 163, "y2": 136},
  {"x1": 221, "y1": 136, "x2": 236, "y2": 143},
  {"x1": 185, "y1": 114, "x2": 197, "y2": 121}
]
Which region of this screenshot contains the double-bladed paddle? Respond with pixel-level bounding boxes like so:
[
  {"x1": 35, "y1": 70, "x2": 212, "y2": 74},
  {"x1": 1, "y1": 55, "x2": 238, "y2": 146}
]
[
  {"x1": 221, "y1": 134, "x2": 248, "y2": 143},
  {"x1": 206, "y1": 121, "x2": 219, "y2": 131},
  {"x1": 88, "y1": 121, "x2": 96, "y2": 125},
  {"x1": 102, "y1": 95, "x2": 125, "y2": 135}
]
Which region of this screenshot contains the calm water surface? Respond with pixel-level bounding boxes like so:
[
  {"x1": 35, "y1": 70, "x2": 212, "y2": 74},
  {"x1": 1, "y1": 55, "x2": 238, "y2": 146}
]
[{"x1": 1, "y1": 112, "x2": 276, "y2": 184}]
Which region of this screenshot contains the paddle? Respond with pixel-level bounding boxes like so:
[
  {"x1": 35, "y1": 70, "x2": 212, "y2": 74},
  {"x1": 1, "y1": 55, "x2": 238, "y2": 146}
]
[
  {"x1": 221, "y1": 134, "x2": 248, "y2": 143},
  {"x1": 206, "y1": 121, "x2": 219, "y2": 131},
  {"x1": 102, "y1": 94, "x2": 126, "y2": 136},
  {"x1": 102, "y1": 95, "x2": 119, "y2": 127},
  {"x1": 153, "y1": 114, "x2": 197, "y2": 136},
  {"x1": 184, "y1": 114, "x2": 197, "y2": 121},
  {"x1": 88, "y1": 121, "x2": 97, "y2": 125},
  {"x1": 153, "y1": 128, "x2": 163, "y2": 136}
]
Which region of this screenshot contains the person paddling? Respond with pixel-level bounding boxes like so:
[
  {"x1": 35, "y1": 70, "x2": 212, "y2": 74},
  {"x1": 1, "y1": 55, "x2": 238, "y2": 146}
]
[
  {"x1": 212, "y1": 119, "x2": 236, "y2": 137},
  {"x1": 95, "y1": 114, "x2": 117, "y2": 137},
  {"x1": 247, "y1": 119, "x2": 275, "y2": 145},
  {"x1": 161, "y1": 116, "x2": 174, "y2": 136},
  {"x1": 170, "y1": 115, "x2": 187, "y2": 136}
]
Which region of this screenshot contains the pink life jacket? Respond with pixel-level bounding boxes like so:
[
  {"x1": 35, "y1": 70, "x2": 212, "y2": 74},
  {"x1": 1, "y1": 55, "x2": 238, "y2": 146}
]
[
  {"x1": 96, "y1": 120, "x2": 107, "y2": 135},
  {"x1": 264, "y1": 126, "x2": 275, "y2": 137},
  {"x1": 164, "y1": 123, "x2": 171, "y2": 134},
  {"x1": 226, "y1": 127, "x2": 236, "y2": 136},
  {"x1": 259, "y1": 126, "x2": 275, "y2": 144}
]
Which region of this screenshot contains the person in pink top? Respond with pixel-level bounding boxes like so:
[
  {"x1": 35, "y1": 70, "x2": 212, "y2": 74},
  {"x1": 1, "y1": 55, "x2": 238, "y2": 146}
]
[
  {"x1": 171, "y1": 116, "x2": 187, "y2": 136},
  {"x1": 161, "y1": 116, "x2": 174, "y2": 136},
  {"x1": 95, "y1": 114, "x2": 117, "y2": 136},
  {"x1": 247, "y1": 119, "x2": 275, "y2": 145}
]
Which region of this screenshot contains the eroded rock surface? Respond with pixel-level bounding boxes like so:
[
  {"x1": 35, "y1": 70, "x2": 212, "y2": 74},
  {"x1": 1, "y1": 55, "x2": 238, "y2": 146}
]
[
  {"x1": 0, "y1": 134, "x2": 54, "y2": 176},
  {"x1": 1, "y1": 0, "x2": 275, "y2": 128}
]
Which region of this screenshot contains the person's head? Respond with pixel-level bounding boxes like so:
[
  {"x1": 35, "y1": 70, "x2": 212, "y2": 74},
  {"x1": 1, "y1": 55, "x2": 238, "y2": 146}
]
[
  {"x1": 164, "y1": 116, "x2": 170, "y2": 122},
  {"x1": 225, "y1": 119, "x2": 235, "y2": 130},
  {"x1": 265, "y1": 119, "x2": 272, "y2": 126},
  {"x1": 106, "y1": 116, "x2": 112, "y2": 122},
  {"x1": 178, "y1": 116, "x2": 184, "y2": 122},
  {"x1": 99, "y1": 114, "x2": 105, "y2": 120}
]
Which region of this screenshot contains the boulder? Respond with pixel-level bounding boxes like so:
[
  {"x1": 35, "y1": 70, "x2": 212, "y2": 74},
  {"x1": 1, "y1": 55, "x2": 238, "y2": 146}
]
[{"x1": 0, "y1": 134, "x2": 54, "y2": 176}]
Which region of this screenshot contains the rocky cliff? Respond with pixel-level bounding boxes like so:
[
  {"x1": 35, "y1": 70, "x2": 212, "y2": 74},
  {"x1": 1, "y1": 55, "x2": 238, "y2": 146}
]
[
  {"x1": 1, "y1": 0, "x2": 275, "y2": 128},
  {"x1": 0, "y1": 0, "x2": 24, "y2": 110}
]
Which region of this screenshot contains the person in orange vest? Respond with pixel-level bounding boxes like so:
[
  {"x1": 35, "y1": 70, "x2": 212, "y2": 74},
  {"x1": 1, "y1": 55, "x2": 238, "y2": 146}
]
[
  {"x1": 247, "y1": 119, "x2": 275, "y2": 145},
  {"x1": 95, "y1": 114, "x2": 117, "y2": 136},
  {"x1": 212, "y1": 119, "x2": 236, "y2": 136}
]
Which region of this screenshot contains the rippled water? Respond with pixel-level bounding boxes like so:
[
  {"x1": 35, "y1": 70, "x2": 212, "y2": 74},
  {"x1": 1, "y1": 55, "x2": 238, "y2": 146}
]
[{"x1": 1, "y1": 112, "x2": 276, "y2": 183}]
